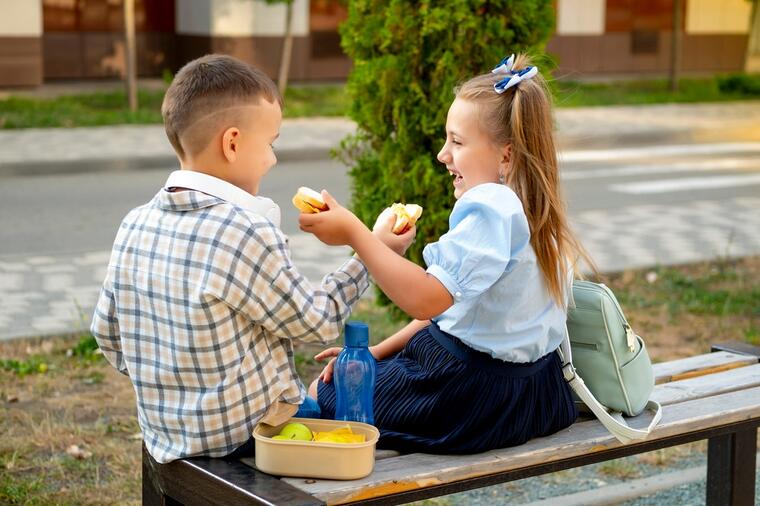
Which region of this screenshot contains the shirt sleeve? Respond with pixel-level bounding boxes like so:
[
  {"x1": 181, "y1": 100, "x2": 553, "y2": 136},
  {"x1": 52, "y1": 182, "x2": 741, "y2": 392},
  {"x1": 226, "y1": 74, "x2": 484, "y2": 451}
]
[
  {"x1": 423, "y1": 195, "x2": 513, "y2": 302},
  {"x1": 229, "y1": 220, "x2": 370, "y2": 344},
  {"x1": 90, "y1": 281, "x2": 129, "y2": 376}
]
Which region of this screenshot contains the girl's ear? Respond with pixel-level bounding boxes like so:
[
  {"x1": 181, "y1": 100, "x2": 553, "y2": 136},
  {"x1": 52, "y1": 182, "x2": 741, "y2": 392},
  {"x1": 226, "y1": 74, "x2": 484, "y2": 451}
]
[
  {"x1": 222, "y1": 127, "x2": 240, "y2": 162},
  {"x1": 501, "y1": 143, "x2": 511, "y2": 166}
]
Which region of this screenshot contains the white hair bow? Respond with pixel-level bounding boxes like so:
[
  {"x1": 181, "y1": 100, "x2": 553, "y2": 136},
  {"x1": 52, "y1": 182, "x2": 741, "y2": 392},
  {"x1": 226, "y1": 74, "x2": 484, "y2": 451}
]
[{"x1": 491, "y1": 54, "x2": 538, "y2": 94}]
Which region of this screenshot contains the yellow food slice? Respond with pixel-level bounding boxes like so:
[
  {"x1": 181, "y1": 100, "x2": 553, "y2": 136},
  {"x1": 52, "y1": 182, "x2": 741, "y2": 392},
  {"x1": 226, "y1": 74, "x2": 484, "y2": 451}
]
[
  {"x1": 312, "y1": 425, "x2": 366, "y2": 443},
  {"x1": 390, "y1": 203, "x2": 423, "y2": 234}
]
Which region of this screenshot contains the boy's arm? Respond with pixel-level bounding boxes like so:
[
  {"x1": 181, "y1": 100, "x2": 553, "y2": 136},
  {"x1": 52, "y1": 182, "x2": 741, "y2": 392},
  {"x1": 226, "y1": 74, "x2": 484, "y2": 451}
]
[
  {"x1": 90, "y1": 283, "x2": 128, "y2": 376},
  {"x1": 234, "y1": 222, "x2": 370, "y2": 344}
]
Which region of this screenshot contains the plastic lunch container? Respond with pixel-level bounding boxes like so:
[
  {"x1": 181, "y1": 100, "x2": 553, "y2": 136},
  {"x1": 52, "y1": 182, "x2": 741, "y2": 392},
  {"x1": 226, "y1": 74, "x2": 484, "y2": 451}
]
[{"x1": 252, "y1": 417, "x2": 380, "y2": 480}]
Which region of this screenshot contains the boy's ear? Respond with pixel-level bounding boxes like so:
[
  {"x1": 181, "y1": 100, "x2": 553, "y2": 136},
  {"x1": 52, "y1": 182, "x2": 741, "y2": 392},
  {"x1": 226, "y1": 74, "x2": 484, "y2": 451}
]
[{"x1": 222, "y1": 127, "x2": 240, "y2": 162}]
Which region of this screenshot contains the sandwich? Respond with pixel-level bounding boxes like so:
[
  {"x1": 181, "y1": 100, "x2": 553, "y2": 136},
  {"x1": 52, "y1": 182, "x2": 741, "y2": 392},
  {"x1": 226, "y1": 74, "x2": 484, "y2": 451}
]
[
  {"x1": 292, "y1": 186, "x2": 329, "y2": 213},
  {"x1": 390, "y1": 203, "x2": 423, "y2": 234}
]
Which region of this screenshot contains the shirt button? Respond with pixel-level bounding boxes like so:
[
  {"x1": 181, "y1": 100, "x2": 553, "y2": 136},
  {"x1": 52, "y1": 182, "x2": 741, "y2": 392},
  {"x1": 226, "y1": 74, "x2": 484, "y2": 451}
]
[{"x1": 455, "y1": 291, "x2": 462, "y2": 298}]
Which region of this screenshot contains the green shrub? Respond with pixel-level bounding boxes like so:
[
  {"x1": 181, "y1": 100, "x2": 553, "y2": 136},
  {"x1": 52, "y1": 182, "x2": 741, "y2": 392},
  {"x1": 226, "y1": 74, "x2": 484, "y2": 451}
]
[
  {"x1": 716, "y1": 73, "x2": 760, "y2": 96},
  {"x1": 339, "y1": 0, "x2": 554, "y2": 314}
]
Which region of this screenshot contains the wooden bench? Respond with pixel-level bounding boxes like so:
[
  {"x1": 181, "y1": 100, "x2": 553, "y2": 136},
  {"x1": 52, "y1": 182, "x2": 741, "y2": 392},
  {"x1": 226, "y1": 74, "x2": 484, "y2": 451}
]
[{"x1": 143, "y1": 342, "x2": 760, "y2": 505}]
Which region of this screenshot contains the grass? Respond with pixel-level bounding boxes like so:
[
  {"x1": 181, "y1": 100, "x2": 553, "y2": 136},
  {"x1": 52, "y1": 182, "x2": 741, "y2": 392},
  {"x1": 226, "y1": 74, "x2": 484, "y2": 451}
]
[
  {"x1": 1, "y1": 74, "x2": 758, "y2": 129},
  {"x1": 553, "y1": 74, "x2": 760, "y2": 107},
  {"x1": 0, "y1": 84, "x2": 349, "y2": 129},
  {"x1": 2, "y1": 257, "x2": 760, "y2": 503},
  {"x1": 609, "y1": 257, "x2": 760, "y2": 357}
]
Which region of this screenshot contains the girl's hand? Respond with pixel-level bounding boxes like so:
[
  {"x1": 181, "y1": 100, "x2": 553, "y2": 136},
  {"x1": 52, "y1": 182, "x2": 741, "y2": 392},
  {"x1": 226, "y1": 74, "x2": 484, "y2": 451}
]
[
  {"x1": 372, "y1": 208, "x2": 416, "y2": 256},
  {"x1": 315, "y1": 347, "x2": 342, "y2": 383},
  {"x1": 299, "y1": 191, "x2": 365, "y2": 246},
  {"x1": 314, "y1": 345, "x2": 381, "y2": 384}
]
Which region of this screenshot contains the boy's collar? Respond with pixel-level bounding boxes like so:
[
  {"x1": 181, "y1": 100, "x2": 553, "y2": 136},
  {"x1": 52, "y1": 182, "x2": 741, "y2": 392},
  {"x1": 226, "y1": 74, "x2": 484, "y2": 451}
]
[{"x1": 164, "y1": 170, "x2": 281, "y2": 227}]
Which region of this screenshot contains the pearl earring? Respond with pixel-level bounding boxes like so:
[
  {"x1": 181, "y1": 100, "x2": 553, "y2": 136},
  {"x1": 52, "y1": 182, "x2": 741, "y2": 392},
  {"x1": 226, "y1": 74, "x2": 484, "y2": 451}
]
[{"x1": 498, "y1": 172, "x2": 505, "y2": 184}]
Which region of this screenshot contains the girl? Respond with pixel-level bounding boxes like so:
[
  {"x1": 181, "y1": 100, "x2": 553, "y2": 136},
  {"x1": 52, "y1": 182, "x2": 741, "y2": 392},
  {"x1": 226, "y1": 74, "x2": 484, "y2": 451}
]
[{"x1": 299, "y1": 53, "x2": 595, "y2": 454}]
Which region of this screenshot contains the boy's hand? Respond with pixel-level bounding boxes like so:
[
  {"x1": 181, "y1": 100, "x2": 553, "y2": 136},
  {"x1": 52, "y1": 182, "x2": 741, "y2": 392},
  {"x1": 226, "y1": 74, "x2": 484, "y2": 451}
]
[
  {"x1": 299, "y1": 191, "x2": 365, "y2": 246},
  {"x1": 372, "y1": 208, "x2": 416, "y2": 256}
]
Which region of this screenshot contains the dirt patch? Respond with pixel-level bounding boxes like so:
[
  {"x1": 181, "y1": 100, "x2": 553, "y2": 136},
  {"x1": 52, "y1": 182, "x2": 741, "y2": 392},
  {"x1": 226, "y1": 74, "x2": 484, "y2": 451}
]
[{"x1": 1, "y1": 257, "x2": 758, "y2": 504}]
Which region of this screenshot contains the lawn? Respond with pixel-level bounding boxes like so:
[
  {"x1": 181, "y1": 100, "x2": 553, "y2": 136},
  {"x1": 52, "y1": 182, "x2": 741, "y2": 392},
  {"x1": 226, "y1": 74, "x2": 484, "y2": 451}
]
[
  {"x1": 0, "y1": 84, "x2": 351, "y2": 129},
  {"x1": 1, "y1": 74, "x2": 759, "y2": 129},
  {"x1": 1, "y1": 256, "x2": 759, "y2": 504}
]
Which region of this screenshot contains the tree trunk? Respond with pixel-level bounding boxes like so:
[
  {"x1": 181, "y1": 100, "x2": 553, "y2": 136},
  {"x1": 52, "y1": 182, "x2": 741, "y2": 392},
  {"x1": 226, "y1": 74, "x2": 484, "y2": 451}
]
[
  {"x1": 669, "y1": 0, "x2": 682, "y2": 92},
  {"x1": 746, "y1": 0, "x2": 760, "y2": 72},
  {"x1": 277, "y1": 1, "x2": 294, "y2": 96},
  {"x1": 124, "y1": 0, "x2": 138, "y2": 111}
]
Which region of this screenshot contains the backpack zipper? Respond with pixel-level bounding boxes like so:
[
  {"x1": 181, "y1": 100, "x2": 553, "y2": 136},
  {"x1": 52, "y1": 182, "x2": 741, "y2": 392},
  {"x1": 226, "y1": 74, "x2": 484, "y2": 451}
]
[{"x1": 589, "y1": 282, "x2": 637, "y2": 353}]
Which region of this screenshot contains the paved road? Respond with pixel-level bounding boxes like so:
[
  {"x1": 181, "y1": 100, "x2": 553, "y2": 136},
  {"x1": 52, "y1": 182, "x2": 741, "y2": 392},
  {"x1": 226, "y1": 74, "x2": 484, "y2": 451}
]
[{"x1": 1, "y1": 142, "x2": 759, "y2": 340}]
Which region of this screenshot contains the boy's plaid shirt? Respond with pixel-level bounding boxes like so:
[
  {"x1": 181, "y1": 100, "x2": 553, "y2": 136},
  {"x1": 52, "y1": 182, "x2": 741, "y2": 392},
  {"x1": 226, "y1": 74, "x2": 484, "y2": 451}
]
[{"x1": 91, "y1": 189, "x2": 369, "y2": 463}]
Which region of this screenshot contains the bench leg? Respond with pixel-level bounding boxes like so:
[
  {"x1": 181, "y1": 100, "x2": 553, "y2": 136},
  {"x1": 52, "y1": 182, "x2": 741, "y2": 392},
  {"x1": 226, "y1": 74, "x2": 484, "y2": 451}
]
[
  {"x1": 143, "y1": 445, "x2": 182, "y2": 506},
  {"x1": 706, "y1": 426, "x2": 757, "y2": 506}
]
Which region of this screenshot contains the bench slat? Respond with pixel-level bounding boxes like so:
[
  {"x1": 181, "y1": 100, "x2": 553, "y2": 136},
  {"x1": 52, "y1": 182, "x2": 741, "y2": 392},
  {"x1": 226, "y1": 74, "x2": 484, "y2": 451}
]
[
  {"x1": 369, "y1": 364, "x2": 760, "y2": 465},
  {"x1": 653, "y1": 351, "x2": 756, "y2": 384},
  {"x1": 283, "y1": 386, "x2": 760, "y2": 505},
  {"x1": 651, "y1": 363, "x2": 760, "y2": 406}
]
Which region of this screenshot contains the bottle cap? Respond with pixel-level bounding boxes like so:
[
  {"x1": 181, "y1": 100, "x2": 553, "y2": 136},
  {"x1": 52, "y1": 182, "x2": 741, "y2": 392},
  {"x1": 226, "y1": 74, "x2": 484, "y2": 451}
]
[{"x1": 344, "y1": 321, "x2": 369, "y2": 347}]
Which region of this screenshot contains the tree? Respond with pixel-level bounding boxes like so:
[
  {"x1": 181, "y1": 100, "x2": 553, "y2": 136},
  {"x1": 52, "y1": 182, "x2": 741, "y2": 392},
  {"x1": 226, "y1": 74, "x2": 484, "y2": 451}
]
[
  {"x1": 669, "y1": 0, "x2": 682, "y2": 92},
  {"x1": 123, "y1": 0, "x2": 137, "y2": 111},
  {"x1": 264, "y1": 0, "x2": 295, "y2": 95},
  {"x1": 338, "y1": 0, "x2": 554, "y2": 313},
  {"x1": 747, "y1": 0, "x2": 760, "y2": 72}
]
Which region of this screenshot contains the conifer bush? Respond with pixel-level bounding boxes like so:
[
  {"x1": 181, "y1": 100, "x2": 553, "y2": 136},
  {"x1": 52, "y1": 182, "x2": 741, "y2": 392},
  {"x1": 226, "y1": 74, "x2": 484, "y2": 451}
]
[{"x1": 338, "y1": 0, "x2": 554, "y2": 311}]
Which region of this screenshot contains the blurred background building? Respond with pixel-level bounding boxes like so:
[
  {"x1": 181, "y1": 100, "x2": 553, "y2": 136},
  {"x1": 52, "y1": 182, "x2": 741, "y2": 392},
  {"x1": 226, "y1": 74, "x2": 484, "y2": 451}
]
[{"x1": 0, "y1": 0, "x2": 755, "y2": 87}]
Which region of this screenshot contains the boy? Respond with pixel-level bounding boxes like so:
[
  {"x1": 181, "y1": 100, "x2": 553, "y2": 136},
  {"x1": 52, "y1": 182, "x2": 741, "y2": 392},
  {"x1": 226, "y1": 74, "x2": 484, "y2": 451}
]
[{"x1": 91, "y1": 54, "x2": 412, "y2": 463}]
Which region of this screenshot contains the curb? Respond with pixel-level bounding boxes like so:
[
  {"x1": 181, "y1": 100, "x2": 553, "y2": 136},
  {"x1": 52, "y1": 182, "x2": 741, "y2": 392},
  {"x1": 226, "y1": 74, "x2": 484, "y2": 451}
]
[{"x1": 2, "y1": 125, "x2": 759, "y2": 178}]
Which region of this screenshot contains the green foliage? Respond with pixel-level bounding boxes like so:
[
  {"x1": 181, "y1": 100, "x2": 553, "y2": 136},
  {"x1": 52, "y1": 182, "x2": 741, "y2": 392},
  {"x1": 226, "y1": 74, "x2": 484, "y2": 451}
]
[
  {"x1": 0, "y1": 475, "x2": 44, "y2": 505},
  {"x1": 70, "y1": 334, "x2": 99, "y2": 358},
  {"x1": 339, "y1": 0, "x2": 554, "y2": 313},
  {"x1": 0, "y1": 89, "x2": 165, "y2": 129},
  {"x1": 0, "y1": 85, "x2": 348, "y2": 129},
  {"x1": 284, "y1": 84, "x2": 350, "y2": 117},
  {"x1": 716, "y1": 73, "x2": 760, "y2": 96},
  {"x1": 0, "y1": 357, "x2": 48, "y2": 376}
]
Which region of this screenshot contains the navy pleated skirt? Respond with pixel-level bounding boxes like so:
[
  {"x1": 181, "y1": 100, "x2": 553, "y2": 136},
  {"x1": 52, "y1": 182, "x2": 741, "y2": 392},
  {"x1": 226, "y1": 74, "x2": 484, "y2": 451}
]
[{"x1": 317, "y1": 322, "x2": 577, "y2": 454}]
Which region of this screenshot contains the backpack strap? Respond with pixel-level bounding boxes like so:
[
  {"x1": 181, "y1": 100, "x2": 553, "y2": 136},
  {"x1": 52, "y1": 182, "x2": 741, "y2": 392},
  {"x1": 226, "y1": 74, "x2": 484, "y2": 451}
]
[{"x1": 558, "y1": 330, "x2": 662, "y2": 444}]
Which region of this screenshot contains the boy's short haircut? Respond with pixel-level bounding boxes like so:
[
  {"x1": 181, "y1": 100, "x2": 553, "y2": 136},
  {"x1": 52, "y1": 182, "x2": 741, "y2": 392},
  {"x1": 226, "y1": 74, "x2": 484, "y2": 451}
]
[{"x1": 161, "y1": 54, "x2": 282, "y2": 160}]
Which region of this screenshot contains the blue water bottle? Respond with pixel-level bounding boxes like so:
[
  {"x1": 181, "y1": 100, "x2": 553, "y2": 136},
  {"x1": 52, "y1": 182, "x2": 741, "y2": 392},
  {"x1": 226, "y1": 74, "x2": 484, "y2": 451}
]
[{"x1": 334, "y1": 321, "x2": 376, "y2": 425}]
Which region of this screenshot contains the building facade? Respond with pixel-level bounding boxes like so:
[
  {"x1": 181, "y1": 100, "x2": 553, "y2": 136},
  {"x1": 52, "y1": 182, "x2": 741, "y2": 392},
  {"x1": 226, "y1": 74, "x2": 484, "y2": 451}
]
[
  {"x1": 549, "y1": 0, "x2": 753, "y2": 76},
  {"x1": 0, "y1": 0, "x2": 754, "y2": 87}
]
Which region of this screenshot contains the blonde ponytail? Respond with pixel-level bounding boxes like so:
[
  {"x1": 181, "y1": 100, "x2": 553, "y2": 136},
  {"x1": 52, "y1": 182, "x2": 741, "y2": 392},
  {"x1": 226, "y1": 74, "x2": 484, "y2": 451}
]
[{"x1": 455, "y1": 54, "x2": 596, "y2": 306}]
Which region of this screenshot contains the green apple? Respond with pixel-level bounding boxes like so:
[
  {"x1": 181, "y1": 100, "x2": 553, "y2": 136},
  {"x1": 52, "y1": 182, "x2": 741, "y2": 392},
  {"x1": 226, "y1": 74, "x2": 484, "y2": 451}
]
[
  {"x1": 277, "y1": 422, "x2": 313, "y2": 441},
  {"x1": 271, "y1": 435, "x2": 290, "y2": 440}
]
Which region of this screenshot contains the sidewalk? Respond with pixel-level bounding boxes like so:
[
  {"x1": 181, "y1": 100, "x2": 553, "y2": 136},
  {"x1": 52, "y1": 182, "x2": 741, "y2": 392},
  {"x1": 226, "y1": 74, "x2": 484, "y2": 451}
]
[
  {"x1": 2, "y1": 101, "x2": 760, "y2": 342},
  {"x1": 1, "y1": 101, "x2": 759, "y2": 174}
]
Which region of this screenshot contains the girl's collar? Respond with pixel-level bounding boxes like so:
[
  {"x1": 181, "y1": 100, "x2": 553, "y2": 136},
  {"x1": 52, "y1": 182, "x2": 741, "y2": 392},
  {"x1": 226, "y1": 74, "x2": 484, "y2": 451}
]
[{"x1": 164, "y1": 170, "x2": 281, "y2": 227}]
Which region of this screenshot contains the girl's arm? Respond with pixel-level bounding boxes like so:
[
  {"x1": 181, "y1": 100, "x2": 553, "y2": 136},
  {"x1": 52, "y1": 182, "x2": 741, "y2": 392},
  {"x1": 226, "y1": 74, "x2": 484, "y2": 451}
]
[
  {"x1": 315, "y1": 319, "x2": 430, "y2": 383},
  {"x1": 299, "y1": 192, "x2": 453, "y2": 320},
  {"x1": 371, "y1": 319, "x2": 430, "y2": 360},
  {"x1": 350, "y1": 226, "x2": 452, "y2": 319}
]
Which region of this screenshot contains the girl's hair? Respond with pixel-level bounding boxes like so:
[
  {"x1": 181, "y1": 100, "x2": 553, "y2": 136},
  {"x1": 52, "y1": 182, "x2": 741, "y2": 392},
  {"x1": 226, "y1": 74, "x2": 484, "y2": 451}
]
[{"x1": 455, "y1": 53, "x2": 596, "y2": 306}]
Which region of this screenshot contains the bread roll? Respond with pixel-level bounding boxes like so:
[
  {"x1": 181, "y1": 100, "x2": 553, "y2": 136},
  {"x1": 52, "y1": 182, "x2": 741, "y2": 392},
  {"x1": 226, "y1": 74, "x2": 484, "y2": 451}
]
[
  {"x1": 390, "y1": 203, "x2": 423, "y2": 234},
  {"x1": 292, "y1": 187, "x2": 328, "y2": 213}
]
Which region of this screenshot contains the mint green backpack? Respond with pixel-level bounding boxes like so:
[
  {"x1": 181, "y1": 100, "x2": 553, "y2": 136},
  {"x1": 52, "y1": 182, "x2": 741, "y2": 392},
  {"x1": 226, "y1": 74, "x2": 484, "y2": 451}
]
[{"x1": 559, "y1": 280, "x2": 662, "y2": 444}]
